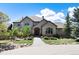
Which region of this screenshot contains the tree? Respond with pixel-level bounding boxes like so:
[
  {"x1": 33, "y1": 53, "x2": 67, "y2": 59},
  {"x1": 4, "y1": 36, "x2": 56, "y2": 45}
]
[
  {"x1": 22, "y1": 26, "x2": 31, "y2": 37},
  {"x1": 0, "y1": 12, "x2": 9, "y2": 32},
  {"x1": 65, "y1": 13, "x2": 71, "y2": 38},
  {"x1": 0, "y1": 12, "x2": 10, "y2": 40},
  {"x1": 0, "y1": 12, "x2": 9, "y2": 23},
  {"x1": 72, "y1": 8, "x2": 79, "y2": 37}
]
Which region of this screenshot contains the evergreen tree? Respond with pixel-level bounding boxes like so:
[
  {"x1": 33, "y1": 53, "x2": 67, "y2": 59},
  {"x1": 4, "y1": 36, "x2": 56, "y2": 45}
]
[
  {"x1": 73, "y1": 8, "x2": 79, "y2": 37},
  {"x1": 65, "y1": 13, "x2": 71, "y2": 38}
]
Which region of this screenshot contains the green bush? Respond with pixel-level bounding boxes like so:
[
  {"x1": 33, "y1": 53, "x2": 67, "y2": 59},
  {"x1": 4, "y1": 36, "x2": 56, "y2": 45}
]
[
  {"x1": 22, "y1": 26, "x2": 31, "y2": 37},
  {"x1": 44, "y1": 36, "x2": 49, "y2": 40},
  {"x1": 43, "y1": 36, "x2": 58, "y2": 40},
  {"x1": 50, "y1": 37, "x2": 57, "y2": 40},
  {"x1": 0, "y1": 31, "x2": 10, "y2": 40},
  {"x1": 76, "y1": 39, "x2": 79, "y2": 42},
  {"x1": 53, "y1": 34, "x2": 60, "y2": 38}
]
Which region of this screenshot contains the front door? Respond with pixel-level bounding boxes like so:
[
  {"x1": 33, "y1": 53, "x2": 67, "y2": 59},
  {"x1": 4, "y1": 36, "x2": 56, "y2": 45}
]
[{"x1": 34, "y1": 27, "x2": 40, "y2": 36}]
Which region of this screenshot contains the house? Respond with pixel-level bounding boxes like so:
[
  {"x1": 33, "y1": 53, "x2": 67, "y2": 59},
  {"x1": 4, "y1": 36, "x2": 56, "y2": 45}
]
[{"x1": 13, "y1": 16, "x2": 65, "y2": 36}]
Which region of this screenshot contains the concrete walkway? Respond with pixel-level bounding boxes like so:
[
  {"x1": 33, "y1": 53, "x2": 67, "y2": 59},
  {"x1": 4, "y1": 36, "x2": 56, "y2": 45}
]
[
  {"x1": 1, "y1": 37, "x2": 79, "y2": 55},
  {"x1": 32, "y1": 37, "x2": 47, "y2": 47}
]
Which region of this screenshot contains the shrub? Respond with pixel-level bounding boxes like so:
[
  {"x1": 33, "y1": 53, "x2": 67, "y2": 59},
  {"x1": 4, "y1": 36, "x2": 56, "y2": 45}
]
[
  {"x1": 50, "y1": 37, "x2": 57, "y2": 40},
  {"x1": 28, "y1": 37, "x2": 33, "y2": 40},
  {"x1": 16, "y1": 32, "x2": 23, "y2": 38},
  {"x1": 24, "y1": 36, "x2": 33, "y2": 40},
  {"x1": 24, "y1": 38, "x2": 26, "y2": 40},
  {"x1": 76, "y1": 38, "x2": 79, "y2": 42},
  {"x1": 53, "y1": 34, "x2": 60, "y2": 38},
  {"x1": 76, "y1": 39, "x2": 79, "y2": 42},
  {"x1": 22, "y1": 26, "x2": 31, "y2": 37},
  {"x1": 43, "y1": 36, "x2": 58, "y2": 40},
  {"x1": 44, "y1": 36, "x2": 49, "y2": 40},
  {"x1": 0, "y1": 31, "x2": 10, "y2": 40},
  {"x1": 28, "y1": 38, "x2": 32, "y2": 40}
]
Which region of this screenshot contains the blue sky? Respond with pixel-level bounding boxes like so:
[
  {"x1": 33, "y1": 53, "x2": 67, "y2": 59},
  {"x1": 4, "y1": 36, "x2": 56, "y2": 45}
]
[{"x1": 0, "y1": 3, "x2": 79, "y2": 22}]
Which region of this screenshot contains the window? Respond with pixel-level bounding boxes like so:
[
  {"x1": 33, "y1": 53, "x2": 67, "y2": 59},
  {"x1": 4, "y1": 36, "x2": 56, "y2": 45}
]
[
  {"x1": 46, "y1": 27, "x2": 53, "y2": 34},
  {"x1": 0, "y1": 17, "x2": 3, "y2": 22},
  {"x1": 25, "y1": 23, "x2": 29, "y2": 25},
  {"x1": 0, "y1": 17, "x2": 2, "y2": 19},
  {"x1": 18, "y1": 23, "x2": 20, "y2": 26}
]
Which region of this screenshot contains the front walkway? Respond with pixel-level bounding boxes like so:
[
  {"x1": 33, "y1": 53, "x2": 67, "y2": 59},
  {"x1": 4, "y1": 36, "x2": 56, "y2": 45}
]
[
  {"x1": 1, "y1": 37, "x2": 79, "y2": 55},
  {"x1": 32, "y1": 37, "x2": 47, "y2": 47}
]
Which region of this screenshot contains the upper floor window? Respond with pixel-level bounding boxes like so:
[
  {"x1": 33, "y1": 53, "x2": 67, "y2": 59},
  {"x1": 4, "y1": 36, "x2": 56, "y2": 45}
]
[
  {"x1": 25, "y1": 23, "x2": 29, "y2": 25},
  {"x1": 0, "y1": 17, "x2": 2, "y2": 19},
  {"x1": 46, "y1": 27, "x2": 53, "y2": 34},
  {"x1": 18, "y1": 23, "x2": 20, "y2": 26}
]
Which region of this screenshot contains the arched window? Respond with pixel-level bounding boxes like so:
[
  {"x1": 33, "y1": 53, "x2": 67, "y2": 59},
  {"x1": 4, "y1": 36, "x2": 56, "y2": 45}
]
[{"x1": 46, "y1": 27, "x2": 53, "y2": 34}]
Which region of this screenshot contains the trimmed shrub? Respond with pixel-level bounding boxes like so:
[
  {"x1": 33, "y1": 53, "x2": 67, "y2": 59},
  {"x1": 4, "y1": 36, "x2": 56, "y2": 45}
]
[
  {"x1": 44, "y1": 36, "x2": 49, "y2": 40},
  {"x1": 24, "y1": 36, "x2": 33, "y2": 40},
  {"x1": 53, "y1": 34, "x2": 60, "y2": 38},
  {"x1": 50, "y1": 37, "x2": 57, "y2": 40},
  {"x1": 76, "y1": 39, "x2": 79, "y2": 42},
  {"x1": 28, "y1": 37, "x2": 33, "y2": 40}
]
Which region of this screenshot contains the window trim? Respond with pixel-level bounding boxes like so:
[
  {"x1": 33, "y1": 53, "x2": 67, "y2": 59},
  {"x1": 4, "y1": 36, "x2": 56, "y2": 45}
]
[
  {"x1": 25, "y1": 23, "x2": 29, "y2": 25},
  {"x1": 46, "y1": 27, "x2": 53, "y2": 34}
]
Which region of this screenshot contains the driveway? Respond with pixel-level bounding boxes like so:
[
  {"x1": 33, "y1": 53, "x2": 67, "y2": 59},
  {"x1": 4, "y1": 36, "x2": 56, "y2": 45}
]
[{"x1": 0, "y1": 37, "x2": 79, "y2": 55}]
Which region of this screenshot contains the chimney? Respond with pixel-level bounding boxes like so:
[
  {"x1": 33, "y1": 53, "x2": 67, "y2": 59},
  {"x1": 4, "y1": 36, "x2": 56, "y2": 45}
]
[
  {"x1": 22, "y1": 17, "x2": 23, "y2": 19},
  {"x1": 42, "y1": 16, "x2": 44, "y2": 20}
]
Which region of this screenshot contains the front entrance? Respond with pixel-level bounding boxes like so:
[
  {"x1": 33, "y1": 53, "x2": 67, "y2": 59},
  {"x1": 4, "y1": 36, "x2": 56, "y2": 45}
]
[{"x1": 34, "y1": 27, "x2": 40, "y2": 36}]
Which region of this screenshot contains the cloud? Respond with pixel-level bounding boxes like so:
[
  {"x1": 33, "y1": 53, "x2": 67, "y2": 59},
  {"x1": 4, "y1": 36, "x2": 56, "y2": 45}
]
[
  {"x1": 68, "y1": 7, "x2": 76, "y2": 12},
  {"x1": 68, "y1": 7, "x2": 76, "y2": 18},
  {"x1": 36, "y1": 8, "x2": 65, "y2": 23},
  {"x1": 68, "y1": 6, "x2": 79, "y2": 18}
]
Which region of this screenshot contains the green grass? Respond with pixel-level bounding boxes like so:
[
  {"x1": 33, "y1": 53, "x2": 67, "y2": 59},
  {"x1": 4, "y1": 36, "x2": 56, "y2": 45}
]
[
  {"x1": 0, "y1": 39, "x2": 33, "y2": 45},
  {"x1": 14, "y1": 40, "x2": 33, "y2": 45},
  {"x1": 0, "y1": 40, "x2": 12, "y2": 44},
  {"x1": 43, "y1": 38, "x2": 76, "y2": 45}
]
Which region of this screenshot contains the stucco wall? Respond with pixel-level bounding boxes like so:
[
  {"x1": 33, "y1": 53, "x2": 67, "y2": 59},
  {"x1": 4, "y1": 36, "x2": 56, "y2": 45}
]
[
  {"x1": 20, "y1": 18, "x2": 33, "y2": 28},
  {"x1": 13, "y1": 18, "x2": 62, "y2": 36},
  {"x1": 13, "y1": 17, "x2": 34, "y2": 33},
  {"x1": 32, "y1": 20, "x2": 47, "y2": 35},
  {"x1": 57, "y1": 28, "x2": 65, "y2": 36},
  {"x1": 42, "y1": 22, "x2": 57, "y2": 36},
  {"x1": 13, "y1": 22, "x2": 21, "y2": 28}
]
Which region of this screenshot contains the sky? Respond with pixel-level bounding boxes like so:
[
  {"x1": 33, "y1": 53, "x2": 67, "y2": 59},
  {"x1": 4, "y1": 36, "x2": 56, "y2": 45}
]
[{"x1": 0, "y1": 3, "x2": 79, "y2": 23}]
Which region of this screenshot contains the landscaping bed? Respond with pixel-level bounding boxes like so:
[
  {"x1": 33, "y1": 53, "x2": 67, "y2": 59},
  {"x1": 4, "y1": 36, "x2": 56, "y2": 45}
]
[
  {"x1": 0, "y1": 41, "x2": 16, "y2": 52},
  {"x1": 0, "y1": 37, "x2": 33, "y2": 52}
]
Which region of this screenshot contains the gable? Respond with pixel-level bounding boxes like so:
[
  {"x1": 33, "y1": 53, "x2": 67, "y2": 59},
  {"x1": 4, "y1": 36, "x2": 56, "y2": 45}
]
[
  {"x1": 42, "y1": 21, "x2": 57, "y2": 28},
  {"x1": 13, "y1": 16, "x2": 34, "y2": 28},
  {"x1": 21, "y1": 17, "x2": 33, "y2": 27},
  {"x1": 33, "y1": 19, "x2": 47, "y2": 28},
  {"x1": 13, "y1": 16, "x2": 43, "y2": 23}
]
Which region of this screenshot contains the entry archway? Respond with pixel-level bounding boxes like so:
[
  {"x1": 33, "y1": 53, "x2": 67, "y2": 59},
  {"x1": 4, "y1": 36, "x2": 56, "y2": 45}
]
[{"x1": 34, "y1": 27, "x2": 40, "y2": 36}]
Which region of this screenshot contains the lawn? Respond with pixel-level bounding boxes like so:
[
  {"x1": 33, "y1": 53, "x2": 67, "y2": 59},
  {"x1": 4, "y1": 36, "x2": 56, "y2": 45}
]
[
  {"x1": 0, "y1": 40, "x2": 12, "y2": 44},
  {"x1": 42, "y1": 38, "x2": 78, "y2": 45},
  {"x1": 0, "y1": 39, "x2": 33, "y2": 45},
  {"x1": 14, "y1": 40, "x2": 33, "y2": 45}
]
